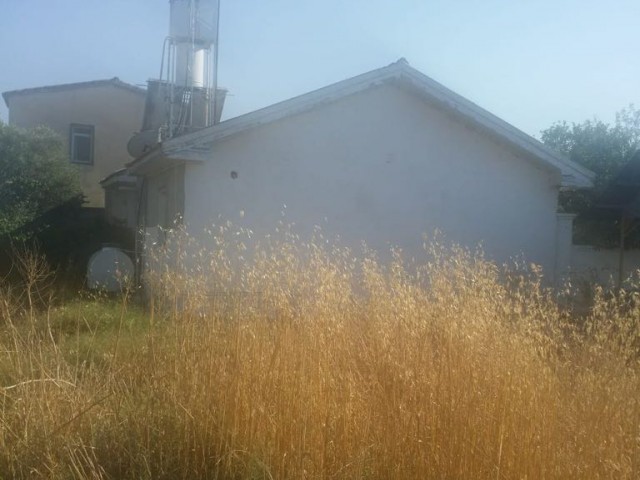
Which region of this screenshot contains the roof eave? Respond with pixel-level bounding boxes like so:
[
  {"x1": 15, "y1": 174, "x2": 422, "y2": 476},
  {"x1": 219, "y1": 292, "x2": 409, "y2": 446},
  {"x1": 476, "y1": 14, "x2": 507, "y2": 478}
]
[
  {"x1": 127, "y1": 143, "x2": 204, "y2": 176},
  {"x1": 560, "y1": 174, "x2": 594, "y2": 189},
  {"x1": 100, "y1": 168, "x2": 140, "y2": 189}
]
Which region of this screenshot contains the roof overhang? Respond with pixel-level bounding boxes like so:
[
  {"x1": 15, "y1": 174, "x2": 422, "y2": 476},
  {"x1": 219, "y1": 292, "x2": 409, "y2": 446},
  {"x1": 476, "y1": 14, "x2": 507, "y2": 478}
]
[
  {"x1": 126, "y1": 142, "x2": 203, "y2": 176},
  {"x1": 100, "y1": 169, "x2": 139, "y2": 190}
]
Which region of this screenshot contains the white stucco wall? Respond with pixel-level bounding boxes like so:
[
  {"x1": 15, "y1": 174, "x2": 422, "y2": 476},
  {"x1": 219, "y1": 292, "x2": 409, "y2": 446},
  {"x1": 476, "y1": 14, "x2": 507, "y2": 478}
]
[{"x1": 182, "y1": 84, "x2": 562, "y2": 276}]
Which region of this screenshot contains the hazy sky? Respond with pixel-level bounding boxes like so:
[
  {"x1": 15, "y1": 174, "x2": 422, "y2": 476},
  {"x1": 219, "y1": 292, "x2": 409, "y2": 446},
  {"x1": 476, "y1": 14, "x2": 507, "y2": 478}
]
[{"x1": 0, "y1": 0, "x2": 638, "y2": 137}]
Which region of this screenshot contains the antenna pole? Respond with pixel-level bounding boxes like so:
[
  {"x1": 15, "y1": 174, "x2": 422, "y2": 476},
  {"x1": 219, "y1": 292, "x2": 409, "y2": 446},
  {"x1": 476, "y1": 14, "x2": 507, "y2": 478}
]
[{"x1": 212, "y1": 0, "x2": 220, "y2": 125}]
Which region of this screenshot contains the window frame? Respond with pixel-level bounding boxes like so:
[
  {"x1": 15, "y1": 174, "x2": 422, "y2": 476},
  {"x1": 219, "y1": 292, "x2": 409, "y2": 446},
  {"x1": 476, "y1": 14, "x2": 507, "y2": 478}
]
[{"x1": 69, "y1": 123, "x2": 95, "y2": 165}]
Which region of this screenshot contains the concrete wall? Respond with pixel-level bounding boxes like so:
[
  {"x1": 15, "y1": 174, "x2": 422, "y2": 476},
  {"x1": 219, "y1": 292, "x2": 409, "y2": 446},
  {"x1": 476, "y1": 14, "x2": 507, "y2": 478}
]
[
  {"x1": 553, "y1": 214, "x2": 640, "y2": 288},
  {"x1": 568, "y1": 245, "x2": 640, "y2": 287},
  {"x1": 6, "y1": 85, "x2": 145, "y2": 207},
  {"x1": 183, "y1": 83, "x2": 562, "y2": 276}
]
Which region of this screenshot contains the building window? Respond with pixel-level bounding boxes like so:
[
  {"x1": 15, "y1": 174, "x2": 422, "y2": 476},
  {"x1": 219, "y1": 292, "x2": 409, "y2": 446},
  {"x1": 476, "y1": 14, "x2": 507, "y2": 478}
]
[{"x1": 70, "y1": 124, "x2": 94, "y2": 164}]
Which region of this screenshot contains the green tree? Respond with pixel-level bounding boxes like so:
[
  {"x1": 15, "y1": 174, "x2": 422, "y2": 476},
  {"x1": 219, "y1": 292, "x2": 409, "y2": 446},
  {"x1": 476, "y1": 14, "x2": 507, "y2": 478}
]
[
  {"x1": 0, "y1": 122, "x2": 82, "y2": 236},
  {"x1": 541, "y1": 105, "x2": 640, "y2": 245}
]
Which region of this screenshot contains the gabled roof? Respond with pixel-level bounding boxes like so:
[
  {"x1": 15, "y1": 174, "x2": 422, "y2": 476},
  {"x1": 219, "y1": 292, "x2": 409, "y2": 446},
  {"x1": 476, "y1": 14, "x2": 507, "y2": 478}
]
[
  {"x1": 131, "y1": 59, "x2": 595, "y2": 188},
  {"x1": 2, "y1": 77, "x2": 145, "y2": 108}
]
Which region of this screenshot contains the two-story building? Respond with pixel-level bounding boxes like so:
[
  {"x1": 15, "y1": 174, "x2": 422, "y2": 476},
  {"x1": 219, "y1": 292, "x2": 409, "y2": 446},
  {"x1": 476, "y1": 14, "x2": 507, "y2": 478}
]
[{"x1": 2, "y1": 78, "x2": 146, "y2": 207}]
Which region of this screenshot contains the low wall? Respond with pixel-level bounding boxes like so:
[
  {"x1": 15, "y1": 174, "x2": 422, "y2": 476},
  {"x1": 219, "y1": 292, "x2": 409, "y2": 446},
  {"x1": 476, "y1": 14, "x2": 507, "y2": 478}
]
[{"x1": 568, "y1": 245, "x2": 640, "y2": 287}]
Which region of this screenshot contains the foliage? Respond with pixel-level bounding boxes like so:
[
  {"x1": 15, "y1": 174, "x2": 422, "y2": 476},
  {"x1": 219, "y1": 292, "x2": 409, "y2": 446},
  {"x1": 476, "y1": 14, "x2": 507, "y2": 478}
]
[
  {"x1": 541, "y1": 105, "x2": 640, "y2": 246},
  {"x1": 0, "y1": 229, "x2": 638, "y2": 479},
  {"x1": 0, "y1": 122, "x2": 82, "y2": 237}
]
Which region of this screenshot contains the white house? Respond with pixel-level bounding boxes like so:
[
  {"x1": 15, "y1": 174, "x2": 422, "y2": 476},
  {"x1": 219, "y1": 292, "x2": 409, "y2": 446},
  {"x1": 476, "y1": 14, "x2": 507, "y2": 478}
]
[{"x1": 108, "y1": 59, "x2": 594, "y2": 281}]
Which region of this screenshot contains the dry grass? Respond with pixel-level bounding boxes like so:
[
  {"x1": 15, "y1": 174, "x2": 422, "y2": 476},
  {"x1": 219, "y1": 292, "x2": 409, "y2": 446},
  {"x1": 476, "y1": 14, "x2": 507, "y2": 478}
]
[{"x1": 0, "y1": 227, "x2": 639, "y2": 479}]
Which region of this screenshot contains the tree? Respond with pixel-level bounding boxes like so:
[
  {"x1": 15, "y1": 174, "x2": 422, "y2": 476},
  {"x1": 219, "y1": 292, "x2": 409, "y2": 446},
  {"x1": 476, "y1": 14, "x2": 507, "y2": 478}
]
[
  {"x1": 541, "y1": 105, "x2": 640, "y2": 246},
  {"x1": 0, "y1": 122, "x2": 82, "y2": 237}
]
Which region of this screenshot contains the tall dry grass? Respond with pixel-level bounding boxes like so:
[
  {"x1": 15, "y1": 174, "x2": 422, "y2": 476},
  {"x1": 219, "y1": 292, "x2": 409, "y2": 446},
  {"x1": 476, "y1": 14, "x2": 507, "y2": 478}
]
[{"x1": 0, "y1": 226, "x2": 639, "y2": 479}]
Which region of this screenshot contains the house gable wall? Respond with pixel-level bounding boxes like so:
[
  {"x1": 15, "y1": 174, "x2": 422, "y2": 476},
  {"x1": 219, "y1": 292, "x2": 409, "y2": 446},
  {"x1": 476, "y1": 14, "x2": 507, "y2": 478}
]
[{"x1": 183, "y1": 83, "x2": 561, "y2": 273}]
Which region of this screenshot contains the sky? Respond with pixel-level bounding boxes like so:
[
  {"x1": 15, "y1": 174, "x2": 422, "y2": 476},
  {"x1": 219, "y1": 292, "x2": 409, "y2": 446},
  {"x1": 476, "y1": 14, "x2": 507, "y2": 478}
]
[{"x1": 0, "y1": 0, "x2": 638, "y2": 138}]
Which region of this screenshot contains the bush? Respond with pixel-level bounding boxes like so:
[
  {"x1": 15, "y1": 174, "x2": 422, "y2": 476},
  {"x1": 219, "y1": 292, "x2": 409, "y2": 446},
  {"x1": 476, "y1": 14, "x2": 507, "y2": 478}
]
[{"x1": 0, "y1": 122, "x2": 82, "y2": 237}]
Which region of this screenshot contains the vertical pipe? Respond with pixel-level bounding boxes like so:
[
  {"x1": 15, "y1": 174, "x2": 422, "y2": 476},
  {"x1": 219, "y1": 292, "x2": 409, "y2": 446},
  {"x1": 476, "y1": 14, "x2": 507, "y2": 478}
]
[
  {"x1": 203, "y1": 48, "x2": 211, "y2": 126},
  {"x1": 618, "y1": 216, "x2": 626, "y2": 289},
  {"x1": 134, "y1": 178, "x2": 147, "y2": 288},
  {"x1": 212, "y1": 0, "x2": 221, "y2": 124},
  {"x1": 188, "y1": 0, "x2": 195, "y2": 127},
  {"x1": 168, "y1": 40, "x2": 175, "y2": 138}
]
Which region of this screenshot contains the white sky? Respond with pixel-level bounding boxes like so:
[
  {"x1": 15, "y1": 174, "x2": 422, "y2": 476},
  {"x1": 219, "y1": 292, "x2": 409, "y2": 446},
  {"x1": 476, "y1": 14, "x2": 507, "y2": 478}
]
[{"x1": 0, "y1": 0, "x2": 638, "y2": 138}]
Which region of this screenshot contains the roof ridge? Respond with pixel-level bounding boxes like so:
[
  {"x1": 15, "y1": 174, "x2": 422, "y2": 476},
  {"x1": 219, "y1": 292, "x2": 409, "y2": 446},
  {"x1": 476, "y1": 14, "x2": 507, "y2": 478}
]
[{"x1": 2, "y1": 78, "x2": 146, "y2": 107}]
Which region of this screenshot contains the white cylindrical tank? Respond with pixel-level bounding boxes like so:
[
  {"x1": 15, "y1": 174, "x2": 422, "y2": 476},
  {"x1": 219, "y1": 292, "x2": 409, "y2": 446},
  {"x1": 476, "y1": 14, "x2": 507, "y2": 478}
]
[
  {"x1": 175, "y1": 44, "x2": 207, "y2": 87},
  {"x1": 87, "y1": 247, "x2": 135, "y2": 292}
]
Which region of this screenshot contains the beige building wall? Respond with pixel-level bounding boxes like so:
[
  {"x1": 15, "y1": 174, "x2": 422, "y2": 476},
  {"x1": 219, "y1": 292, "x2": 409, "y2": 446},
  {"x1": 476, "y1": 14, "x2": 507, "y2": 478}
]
[{"x1": 5, "y1": 82, "x2": 145, "y2": 207}]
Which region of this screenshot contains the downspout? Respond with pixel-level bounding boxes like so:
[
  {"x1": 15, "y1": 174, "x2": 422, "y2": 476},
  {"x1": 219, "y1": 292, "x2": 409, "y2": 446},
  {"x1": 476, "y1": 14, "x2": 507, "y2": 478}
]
[
  {"x1": 134, "y1": 177, "x2": 148, "y2": 288},
  {"x1": 618, "y1": 215, "x2": 628, "y2": 290}
]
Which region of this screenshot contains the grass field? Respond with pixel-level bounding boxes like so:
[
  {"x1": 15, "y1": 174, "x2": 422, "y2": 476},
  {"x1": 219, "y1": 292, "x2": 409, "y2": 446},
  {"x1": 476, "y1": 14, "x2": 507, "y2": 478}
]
[{"x1": 1, "y1": 232, "x2": 639, "y2": 479}]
